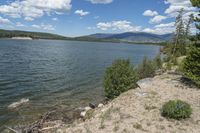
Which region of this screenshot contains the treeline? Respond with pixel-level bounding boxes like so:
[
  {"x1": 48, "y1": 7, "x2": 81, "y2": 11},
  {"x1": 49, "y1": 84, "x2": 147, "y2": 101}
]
[
  {"x1": 162, "y1": 0, "x2": 200, "y2": 87},
  {"x1": 0, "y1": 29, "x2": 70, "y2": 40}
]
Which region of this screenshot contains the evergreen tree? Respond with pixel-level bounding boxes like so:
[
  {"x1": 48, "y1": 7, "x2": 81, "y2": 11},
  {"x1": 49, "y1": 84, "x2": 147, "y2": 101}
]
[
  {"x1": 173, "y1": 9, "x2": 187, "y2": 56},
  {"x1": 185, "y1": 14, "x2": 194, "y2": 38},
  {"x1": 183, "y1": 0, "x2": 200, "y2": 87}
]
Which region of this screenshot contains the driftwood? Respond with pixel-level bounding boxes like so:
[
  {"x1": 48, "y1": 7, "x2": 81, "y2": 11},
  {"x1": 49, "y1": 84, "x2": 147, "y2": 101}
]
[
  {"x1": 22, "y1": 111, "x2": 56, "y2": 133},
  {"x1": 4, "y1": 126, "x2": 20, "y2": 133}
]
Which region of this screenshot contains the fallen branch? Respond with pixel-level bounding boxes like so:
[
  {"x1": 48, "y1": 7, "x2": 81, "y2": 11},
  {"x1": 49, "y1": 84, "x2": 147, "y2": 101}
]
[
  {"x1": 4, "y1": 126, "x2": 20, "y2": 133},
  {"x1": 23, "y1": 111, "x2": 56, "y2": 133},
  {"x1": 39, "y1": 125, "x2": 60, "y2": 131}
]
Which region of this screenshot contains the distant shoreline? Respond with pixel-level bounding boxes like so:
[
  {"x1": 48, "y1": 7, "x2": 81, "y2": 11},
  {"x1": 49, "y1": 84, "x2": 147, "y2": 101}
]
[
  {"x1": 11, "y1": 37, "x2": 33, "y2": 40},
  {"x1": 0, "y1": 37, "x2": 165, "y2": 46}
]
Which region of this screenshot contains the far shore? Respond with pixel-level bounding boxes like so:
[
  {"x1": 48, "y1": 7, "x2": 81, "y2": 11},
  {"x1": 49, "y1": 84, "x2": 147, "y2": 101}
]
[
  {"x1": 0, "y1": 37, "x2": 165, "y2": 46},
  {"x1": 11, "y1": 37, "x2": 33, "y2": 40}
]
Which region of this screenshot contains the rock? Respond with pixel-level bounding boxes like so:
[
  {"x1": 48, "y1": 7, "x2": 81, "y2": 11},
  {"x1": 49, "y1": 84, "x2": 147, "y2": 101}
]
[
  {"x1": 77, "y1": 107, "x2": 85, "y2": 111},
  {"x1": 101, "y1": 98, "x2": 109, "y2": 105},
  {"x1": 8, "y1": 98, "x2": 29, "y2": 109},
  {"x1": 137, "y1": 78, "x2": 153, "y2": 89},
  {"x1": 80, "y1": 111, "x2": 86, "y2": 117},
  {"x1": 84, "y1": 106, "x2": 92, "y2": 111},
  {"x1": 89, "y1": 103, "x2": 96, "y2": 109},
  {"x1": 135, "y1": 92, "x2": 147, "y2": 97},
  {"x1": 98, "y1": 103, "x2": 104, "y2": 108}
]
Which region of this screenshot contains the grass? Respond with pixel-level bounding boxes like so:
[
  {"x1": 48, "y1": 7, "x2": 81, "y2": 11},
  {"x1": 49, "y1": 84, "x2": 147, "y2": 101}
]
[
  {"x1": 144, "y1": 104, "x2": 157, "y2": 111},
  {"x1": 99, "y1": 106, "x2": 120, "y2": 129},
  {"x1": 99, "y1": 107, "x2": 112, "y2": 129},
  {"x1": 85, "y1": 109, "x2": 95, "y2": 119},
  {"x1": 133, "y1": 123, "x2": 143, "y2": 129},
  {"x1": 84, "y1": 125, "x2": 92, "y2": 133}
]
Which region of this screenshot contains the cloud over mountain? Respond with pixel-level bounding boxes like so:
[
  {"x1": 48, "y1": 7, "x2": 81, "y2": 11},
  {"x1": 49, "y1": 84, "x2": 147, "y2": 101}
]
[{"x1": 97, "y1": 20, "x2": 141, "y2": 32}]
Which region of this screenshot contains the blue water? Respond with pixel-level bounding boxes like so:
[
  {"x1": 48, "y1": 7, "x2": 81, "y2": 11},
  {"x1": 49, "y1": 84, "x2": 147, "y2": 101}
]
[{"x1": 0, "y1": 39, "x2": 160, "y2": 128}]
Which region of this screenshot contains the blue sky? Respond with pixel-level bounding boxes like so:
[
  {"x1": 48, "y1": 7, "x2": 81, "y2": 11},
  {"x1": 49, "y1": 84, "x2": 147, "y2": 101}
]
[{"x1": 0, "y1": 0, "x2": 197, "y2": 37}]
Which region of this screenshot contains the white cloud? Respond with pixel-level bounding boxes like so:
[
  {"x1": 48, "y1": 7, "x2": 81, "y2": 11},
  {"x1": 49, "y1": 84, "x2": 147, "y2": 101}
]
[
  {"x1": 164, "y1": 0, "x2": 196, "y2": 17},
  {"x1": 0, "y1": 16, "x2": 11, "y2": 24},
  {"x1": 143, "y1": 21, "x2": 175, "y2": 34},
  {"x1": 87, "y1": 0, "x2": 113, "y2": 4},
  {"x1": 16, "y1": 22, "x2": 25, "y2": 27},
  {"x1": 97, "y1": 20, "x2": 141, "y2": 32},
  {"x1": 24, "y1": 17, "x2": 34, "y2": 21},
  {"x1": 0, "y1": 0, "x2": 72, "y2": 20},
  {"x1": 32, "y1": 23, "x2": 55, "y2": 30},
  {"x1": 32, "y1": 24, "x2": 41, "y2": 29},
  {"x1": 143, "y1": 27, "x2": 175, "y2": 34},
  {"x1": 75, "y1": 10, "x2": 90, "y2": 16},
  {"x1": 143, "y1": 10, "x2": 158, "y2": 17},
  {"x1": 155, "y1": 22, "x2": 175, "y2": 28},
  {"x1": 149, "y1": 15, "x2": 167, "y2": 24}
]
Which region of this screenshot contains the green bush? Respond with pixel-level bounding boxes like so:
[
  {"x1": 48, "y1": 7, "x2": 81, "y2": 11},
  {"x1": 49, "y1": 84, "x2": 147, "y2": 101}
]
[
  {"x1": 103, "y1": 59, "x2": 138, "y2": 99},
  {"x1": 154, "y1": 54, "x2": 162, "y2": 69},
  {"x1": 183, "y1": 44, "x2": 200, "y2": 87},
  {"x1": 137, "y1": 57, "x2": 156, "y2": 79},
  {"x1": 161, "y1": 100, "x2": 192, "y2": 120}
]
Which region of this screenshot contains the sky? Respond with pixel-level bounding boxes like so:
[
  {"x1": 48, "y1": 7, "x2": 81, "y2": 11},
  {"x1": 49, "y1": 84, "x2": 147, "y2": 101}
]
[{"x1": 0, "y1": 0, "x2": 198, "y2": 37}]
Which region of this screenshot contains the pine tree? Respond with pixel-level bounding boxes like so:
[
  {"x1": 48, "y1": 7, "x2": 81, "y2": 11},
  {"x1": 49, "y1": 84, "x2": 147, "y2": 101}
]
[
  {"x1": 185, "y1": 14, "x2": 194, "y2": 38},
  {"x1": 173, "y1": 9, "x2": 186, "y2": 56},
  {"x1": 183, "y1": 0, "x2": 200, "y2": 87}
]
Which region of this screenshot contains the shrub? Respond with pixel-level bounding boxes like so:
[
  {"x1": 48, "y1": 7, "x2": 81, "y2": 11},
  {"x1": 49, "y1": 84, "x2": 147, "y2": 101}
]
[
  {"x1": 154, "y1": 54, "x2": 162, "y2": 69},
  {"x1": 103, "y1": 59, "x2": 138, "y2": 99},
  {"x1": 183, "y1": 44, "x2": 200, "y2": 87},
  {"x1": 137, "y1": 57, "x2": 156, "y2": 79},
  {"x1": 161, "y1": 100, "x2": 192, "y2": 120}
]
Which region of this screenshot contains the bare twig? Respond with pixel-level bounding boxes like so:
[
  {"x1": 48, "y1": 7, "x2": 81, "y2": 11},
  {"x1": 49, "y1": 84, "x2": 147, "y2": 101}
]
[{"x1": 4, "y1": 126, "x2": 20, "y2": 133}]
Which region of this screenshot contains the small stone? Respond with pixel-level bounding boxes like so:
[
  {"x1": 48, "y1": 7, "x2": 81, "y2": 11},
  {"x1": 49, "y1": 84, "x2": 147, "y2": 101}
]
[
  {"x1": 98, "y1": 104, "x2": 104, "y2": 108},
  {"x1": 85, "y1": 106, "x2": 92, "y2": 111},
  {"x1": 137, "y1": 78, "x2": 153, "y2": 89},
  {"x1": 80, "y1": 111, "x2": 86, "y2": 117},
  {"x1": 89, "y1": 103, "x2": 96, "y2": 109}
]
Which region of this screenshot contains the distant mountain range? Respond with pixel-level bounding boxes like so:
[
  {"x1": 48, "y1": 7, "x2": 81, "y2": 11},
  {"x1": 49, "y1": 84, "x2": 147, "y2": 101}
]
[
  {"x1": 0, "y1": 29, "x2": 173, "y2": 43},
  {"x1": 80, "y1": 32, "x2": 173, "y2": 43}
]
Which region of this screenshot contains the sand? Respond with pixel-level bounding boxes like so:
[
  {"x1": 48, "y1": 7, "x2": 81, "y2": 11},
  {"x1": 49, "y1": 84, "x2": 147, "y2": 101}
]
[{"x1": 37, "y1": 72, "x2": 200, "y2": 133}]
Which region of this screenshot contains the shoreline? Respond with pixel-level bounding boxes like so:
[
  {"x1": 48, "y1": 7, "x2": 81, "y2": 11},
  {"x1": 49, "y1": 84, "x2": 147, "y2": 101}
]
[
  {"x1": 57, "y1": 71, "x2": 200, "y2": 133},
  {"x1": 0, "y1": 37, "x2": 165, "y2": 46},
  {"x1": 4, "y1": 71, "x2": 200, "y2": 132}
]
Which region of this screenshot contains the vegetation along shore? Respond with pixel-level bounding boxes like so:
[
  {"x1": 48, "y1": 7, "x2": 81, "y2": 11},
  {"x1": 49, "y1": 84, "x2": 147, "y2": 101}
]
[{"x1": 2, "y1": 0, "x2": 200, "y2": 133}]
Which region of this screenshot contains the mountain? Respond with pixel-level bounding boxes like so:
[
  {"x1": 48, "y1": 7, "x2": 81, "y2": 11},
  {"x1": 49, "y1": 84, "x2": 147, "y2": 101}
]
[
  {"x1": 82, "y1": 32, "x2": 173, "y2": 43},
  {"x1": 0, "y1": 29, "x2": 71, "y2": 40},
  {"x1": 0, "y1": 29, "x2": 173, "y2": 43},
  {"x1": 157, "y1": 33, "x2": 174, "y2": 41},
  {"x1": 87, "y1": 33, "x2": 116, "y2": 39}
]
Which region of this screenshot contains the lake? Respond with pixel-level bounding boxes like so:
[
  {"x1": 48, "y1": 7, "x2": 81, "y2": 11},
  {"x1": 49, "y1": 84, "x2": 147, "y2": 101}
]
[{"x1": 0, "y1": 39, "x2": 160, "y2": 128}]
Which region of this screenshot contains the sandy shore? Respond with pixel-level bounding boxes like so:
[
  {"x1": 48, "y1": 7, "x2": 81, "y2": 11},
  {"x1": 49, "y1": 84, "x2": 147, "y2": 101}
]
[
  {"x1": 46, "y1": 72, "x2": 200, "y2": 133},
  {"x1": 7, "y1": 72, "x2": 199, "y2": 133}
]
